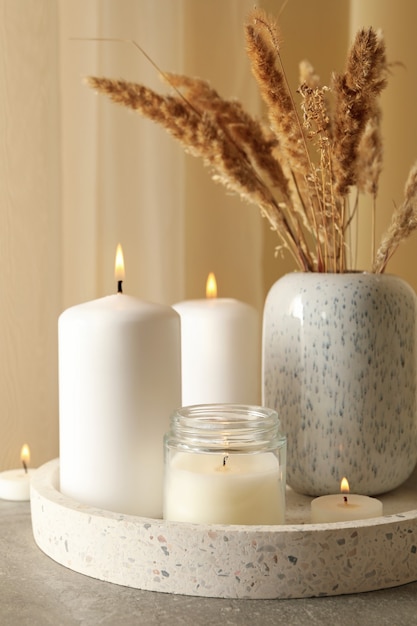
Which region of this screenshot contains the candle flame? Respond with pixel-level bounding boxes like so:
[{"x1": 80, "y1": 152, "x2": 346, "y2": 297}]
[
  {"x1": 206, "y1": 272, "x2": 217, "y2": 299},
  {"x1": 20, "y1": 444, "x2": 30, "y2": 467},
  {"x1": 114, "y1": 244, "x2": 125, "y2": 281},
  {"x1": 340, "y1": 477, "x2": 350, "y2": 494}
]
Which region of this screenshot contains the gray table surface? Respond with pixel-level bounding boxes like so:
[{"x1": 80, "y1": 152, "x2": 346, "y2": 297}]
[{"x1": 1, "y1": 499, "x2": 417, "y2": 626}]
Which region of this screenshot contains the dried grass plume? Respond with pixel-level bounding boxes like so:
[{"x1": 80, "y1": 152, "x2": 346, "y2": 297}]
[{"x1": 86, "y1": 9, "x2": 417, "y2": 273}]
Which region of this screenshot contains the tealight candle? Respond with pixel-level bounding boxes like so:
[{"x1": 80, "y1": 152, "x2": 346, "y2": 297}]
[
  {"x1": 0, "y1": 444, "x2": 34, "y2": 501},
  {"x1": 173, "y1": 273, "x2": 260, "y2": 405},
  {"x1": 163, "y1": 405, "x2": 286, "y2": 525},
  {"x1": 311, "y1": 477, "x2": 383, "y2": 523}
]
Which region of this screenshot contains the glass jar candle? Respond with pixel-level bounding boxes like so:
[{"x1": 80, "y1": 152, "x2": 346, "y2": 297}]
[{"x1": 163, "y1": 404, "x2": 286, "y2": 525}]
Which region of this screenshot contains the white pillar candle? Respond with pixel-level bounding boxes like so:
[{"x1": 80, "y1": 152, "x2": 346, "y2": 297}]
[
  {"x1": 164, "y1": 451, "x2": 285, "y2": 525},
  {"x1": 59, "y1": 246, "x2": 181, "y2": 518},
  {"x1": 0, "y1": 444, "x2": 34, "y2": 501},
  {"x1": 311, "y1": 478, "x2": 383, "y2": 523},
  {"x1": 173, "y1": 273, "x2": 260, "y2": 405}
]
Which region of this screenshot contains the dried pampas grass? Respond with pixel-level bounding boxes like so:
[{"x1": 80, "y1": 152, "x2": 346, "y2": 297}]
[{"x1": 86, "y1": 9, "x2": 417, "y2": 273}]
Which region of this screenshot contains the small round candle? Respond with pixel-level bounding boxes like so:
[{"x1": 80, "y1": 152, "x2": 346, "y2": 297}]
[
  {"x1": 311, "y1": 477, "x2": 383, "y2": 523},
  {"x1": 0, "y1": 444, "x2": 34, "y2": 501}
]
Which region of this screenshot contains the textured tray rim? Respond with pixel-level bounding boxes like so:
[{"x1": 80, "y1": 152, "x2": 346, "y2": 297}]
[{"x1": 30, "y1": 459, "x2": 417, "y2": 599}]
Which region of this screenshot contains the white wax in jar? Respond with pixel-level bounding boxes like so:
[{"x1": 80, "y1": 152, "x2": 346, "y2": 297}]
[
  {"x1": 0, "y1": 468, "x2": 34, "y2": 501},
  {"x1": 172, "y1": 298, "x2": 259, "y2": 405},
  {"x1": 311, "y1": 493, "x2": 383, "y2": 523},
  {"x1": 59, "y1": 293, "x2": 181, "y2": 517},
  {"x1": 164, "y1": 451, "x2": 285, "y2": 525}
]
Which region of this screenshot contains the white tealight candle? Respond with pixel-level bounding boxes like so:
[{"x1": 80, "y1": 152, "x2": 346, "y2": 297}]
[
  {"x1": 173, "y1": 273, "x2": 260, "y2": 405},
  {"x1": 311, "y1": 477, "x2": 383, "y2": 523},
  {"x1": 59, "y1": 245, "x2": 181, "y2": 518},
  {"x1": 0, "y1": 444, "x2": 34, "y2": 502}
]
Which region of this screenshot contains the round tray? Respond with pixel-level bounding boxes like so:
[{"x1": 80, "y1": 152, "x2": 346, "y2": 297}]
[{"x1": 30, "y1": 459, "x2": 417, "y2": 599}]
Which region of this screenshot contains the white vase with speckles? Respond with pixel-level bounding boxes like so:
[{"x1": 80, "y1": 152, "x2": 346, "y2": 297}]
[{"x1": 262, "y1": 272, "x2": 417, "y2": 496}]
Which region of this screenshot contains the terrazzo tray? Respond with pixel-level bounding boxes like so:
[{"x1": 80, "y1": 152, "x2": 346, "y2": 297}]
[{"x1": 30, "y1": 459, "x2": 417, "y2": 599}]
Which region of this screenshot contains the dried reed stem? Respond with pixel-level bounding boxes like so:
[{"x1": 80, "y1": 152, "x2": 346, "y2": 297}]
[
  {"x1": 245, "y1": 11, "x2": 309, "y2": 176},
  {"x1": 373, "y1": 161, "x2": 417, "y2": 272},
  {"x1": 332, "y1": 28, "x2": 387, "y2": 197}
]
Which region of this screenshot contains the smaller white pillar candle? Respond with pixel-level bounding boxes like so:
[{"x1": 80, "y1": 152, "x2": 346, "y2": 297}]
[
  {"x1": 173, "y1": 273, "x2": 260, "y2": 405},
  {"x1": 311, "y1": 477, "x2": 383, "y2": 523},
  {"x1": 0, "y1": 444, "x2": 34, "y2": 501}
]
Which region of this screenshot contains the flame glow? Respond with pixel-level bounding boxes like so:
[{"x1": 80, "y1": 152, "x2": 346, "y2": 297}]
[
  {"x1": 340, "y1": 477, "x2": 350, "y2": 494},
  {"x1": 20, "y1": 444, "x2": 30, "y2": 466},
  {"x1": 114, "y1": 244, "x2": 125, "y2": 281},
  {"x1": 206, "y1": 272, "x2": 217, "y2": 299}
]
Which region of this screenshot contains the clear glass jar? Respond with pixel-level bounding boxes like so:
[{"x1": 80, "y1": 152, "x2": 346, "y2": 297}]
[{"x1": 163, "y1": 404, "x2": 286, "y2": 525}]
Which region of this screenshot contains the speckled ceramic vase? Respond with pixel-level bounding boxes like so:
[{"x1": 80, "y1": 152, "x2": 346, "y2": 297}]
[{"x1": 262, "y1": 272, "x2": 417, "y2": 496}]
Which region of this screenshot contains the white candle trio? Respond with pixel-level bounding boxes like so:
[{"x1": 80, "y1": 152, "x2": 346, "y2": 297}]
[{"x1": 57, "y1": 251, "x2": 266, "y2": 521}]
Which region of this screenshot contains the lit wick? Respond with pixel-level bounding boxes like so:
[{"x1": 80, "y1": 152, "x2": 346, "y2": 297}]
[
  {"x1": 223, "y1": 455, "x2": 229, "y2": 467},
  {"x1": 22, "y1": 458, "x2": 28, "y2": 474},
  {"x1": 115, "y1": 243, "x2": 125, "y2": 295},
  {"x1": 340, "y1": 476, "x2": 349, "y2": 504}
]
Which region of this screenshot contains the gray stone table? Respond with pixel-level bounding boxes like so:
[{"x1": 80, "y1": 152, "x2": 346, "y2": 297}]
[{"x1": 1, "y1": 499, "x2": 417, "y2": 626}]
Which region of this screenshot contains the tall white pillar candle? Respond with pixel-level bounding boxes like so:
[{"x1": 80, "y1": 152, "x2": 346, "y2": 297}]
[
  {"x1": 173, "y1": 273, "x2": 259, "y2": 405},
  {"x1": 59, "y1": 246, "x2": 181, "y2": 517}
]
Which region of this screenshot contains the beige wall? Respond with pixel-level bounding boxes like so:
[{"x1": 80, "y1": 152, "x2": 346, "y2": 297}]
[
  {"x1": 182, "y1": 1, "x2": 263, "y2": 307},
  {"x1": 59, "y1": 0, "x2": 262, "y2": 313},
  {"x1": 0, "y1": 1, "x2": 61, "y2": 469}
]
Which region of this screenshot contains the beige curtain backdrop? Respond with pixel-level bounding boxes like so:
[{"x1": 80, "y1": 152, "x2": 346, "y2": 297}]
[
  {"x1": 59, "y1": 0, "x2": 261, "y2": 310},
  {"x1": 1, "y1": 0, "x2": 417, "y2": 469},
  {"x1": 0, "y1": 1, "x2": 60, "y2": 470}
]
